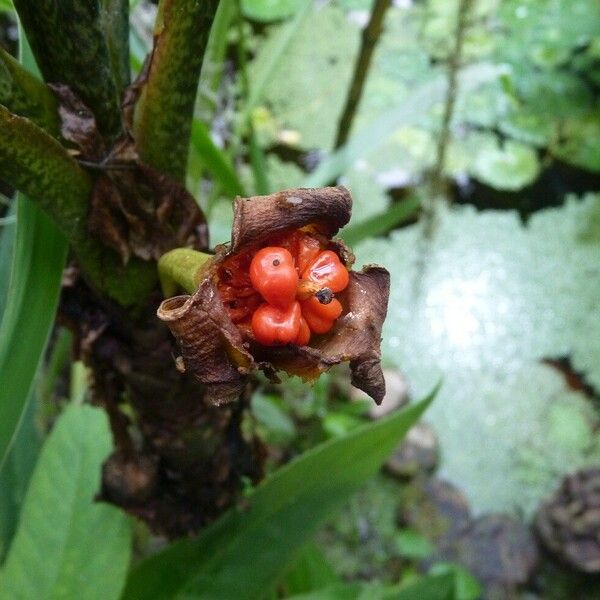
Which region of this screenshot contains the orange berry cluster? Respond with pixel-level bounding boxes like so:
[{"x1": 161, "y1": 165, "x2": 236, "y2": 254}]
[{"x1": 217, "y1": 230, "x2": 349, "y2": 346}]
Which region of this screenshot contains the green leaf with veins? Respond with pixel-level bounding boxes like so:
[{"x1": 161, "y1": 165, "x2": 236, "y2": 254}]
[{"x1": 0, "y1": 405, "x2": 131, "y2": 599}]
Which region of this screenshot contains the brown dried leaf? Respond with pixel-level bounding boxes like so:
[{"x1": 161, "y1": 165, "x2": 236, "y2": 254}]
[
  {"x1": 251, "y1": 266, "x2": 390, "y2": 403},
  {"x1": 157, "y1": 277, "x2": 255, "y2": 405},
  {"x1": 49, "y1": 83, "x2": 105, "y2": 159},
  {"x1": 158, "y1": 187, "x2": 390, "y2": 404},
  {"x1": 88, "y1": 151, "x2": 208, "y2": 264},
  {"x1": 231, "y1": 186, "x2": 352, "y2": 252}
]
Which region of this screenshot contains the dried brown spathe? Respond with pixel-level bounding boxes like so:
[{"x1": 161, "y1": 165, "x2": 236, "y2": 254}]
[{"x1": 158, "y1": 186, "x2": 390, "y2": 405}]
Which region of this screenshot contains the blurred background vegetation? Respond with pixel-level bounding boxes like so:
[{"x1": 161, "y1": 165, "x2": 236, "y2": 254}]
[{"x1": 1, "y1": 0, "x2": 599, "y2": 598}]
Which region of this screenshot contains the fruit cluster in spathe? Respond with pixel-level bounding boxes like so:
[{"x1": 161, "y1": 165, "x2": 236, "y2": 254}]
[{"x1": 217, "y1": 230, "x2": 349, "y2": 346}]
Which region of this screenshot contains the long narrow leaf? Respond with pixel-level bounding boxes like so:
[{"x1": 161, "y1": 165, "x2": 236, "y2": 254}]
[
  {"x1": 342, "y1": 196, "x2": 421, "y2": 247},
  {"x1": 0, "y1": 199, "x2": 66, "y2": 471},
  {"x1": 0, "y1": 31, "x2": 68, "y2": 469},
  {"x1": 123, "y1": 390, "x2": 436, "y2": 600},
  {"x1": 13, "y1": 0, "x2": 123, "y2": 139},
  {"x1": 0, "y1": 405, "x2": 132, "y2": 599},
  {"x1": 0, "y1": 388, "x2": 40, "y2": 563},
  {"x1": 190, "y1": 119, "x2": 245, "y2": 196},
  {"x1": 133, "y1": 0, "x2": 219, "y2": 182}
]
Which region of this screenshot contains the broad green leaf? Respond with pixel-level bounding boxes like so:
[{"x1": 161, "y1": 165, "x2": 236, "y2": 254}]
[
  {"x1": 13, "y1": 0, "x2": 123, "y2": 139},
  {"x1": 0, "y1": 31, "x2": 68, "y2": 469},
  {"x1": 0, "y1": 0, "x2": 12, "y2": 12},
  {"x1": 0, "y1": 405, "x2": 131, "y2": 599},
  {"x1": 190, "y1": 119, "x2": 245, "y2": 196},
  {"x1": 471, "y1": 140, "x2": 540, "y2": 191},
  {"x1": 123, "y1": 392, "x2": 435, "y2": 600},
  {"x1": 342, "y1": 196, "x2": 420, "y2": 246},
  {"x1": 242, "y1": 0, "x2": 302, "y2": 23}
]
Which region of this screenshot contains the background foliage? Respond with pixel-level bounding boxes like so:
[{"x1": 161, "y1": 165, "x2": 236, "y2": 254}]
[{"x1": 0, "y1": 0, "x2": 598, "y2": 598}]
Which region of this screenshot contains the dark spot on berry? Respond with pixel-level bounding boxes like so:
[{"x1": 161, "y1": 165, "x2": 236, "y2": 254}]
[
  {"x1": 316, "y1": 288, "x2": 333, "y2": 304},
  {"x1": 272, "y1": 258, "x2": 280, "y2": 266}
]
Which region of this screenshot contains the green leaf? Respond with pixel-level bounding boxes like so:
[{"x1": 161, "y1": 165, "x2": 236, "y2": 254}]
[
  {"x1": 394, "y1": 528, "x2": 435, "y2": 560},
  {"x1": 0, "y1": 105, "x2": 92, "y2": 228},
  {"x1": 13, "y1": 0, "x2": 123, "y2": 139},
  {"x1": 0, "y1": 46, "x2": 60, "y2": 135},
  {"x1": 552, "y1": 113, "x2": 600, "y2": 172},
  {"x1": 0, "y1": 200, "x2": 66, "y2": 470},
  {"x1": 0, "y1": 103, "x2": 156, "y2": 307},
  {"x1": 0, "y1": 405, "x2": 132, "y2": 599},
  {"x1": 287, "y1": 573, "x2": 455, "y2": 600},
  {"x1": 471, "y1": 140, "x2": 540, "y2": 191},
  {"x1": 251, "y1": 393, "x2": 296, "y2": 445},
  {"x1": 0, "y1": 0, "x2": 13, "y2": 12},
  {"x1": 0, "y1": 391, "x2": 40, "y2": 563},
  {"x1": 0, "y1": 33, "x2": 68, "y2": 470},
  {"x1": 133, "y1": 0, "x2": 219, "y2": 182},
  {"x1": 0, "y1": 200, "x2": 15, "y2": 316},
  {"x1": 281, "y1": 543, "x2": 340, "y2": 596},
  {"x1": 190, "y1": 119, "x2": 246, "y2": 196},
  {"x1": 242, "y1": 0, "x2": 302, "y2": 23},
  {"x1": 342, "y1": 196, "x2": 421, "y2": 246},
  {"x1": 429, "y1": 563, "x2": 482, "y2": 600},
  {"x1": 123, "y1": 391, "x2": 436, "y2": 600}
]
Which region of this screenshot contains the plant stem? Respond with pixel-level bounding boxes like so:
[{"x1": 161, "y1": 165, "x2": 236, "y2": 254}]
[
  {"x1": 13, "y1": 0, "x2": 123, "y2": 141},
  {"x1": 133, "y1": 0, "x2": 219, "y2": 183},
  {"x1": 0, "y1": 47, "x2": 60, "y2": 136},
  {"x1": 413, "y1": 0, "x2": 472, "y2": 300},
  {"x1": 158, "y1": 248, "x2": 212, "y2": 296},
  {"x1": 333, "y1": 0, "x2": 392, "y2": 150},
  {"x1": 99, "y1": 0, "x2": 131, "y2": 98},
  {"x1": 0, "y1": 105, "x2": 157, "y2": 306},
  {"x1": 428, "y1": 0, "x2": 473, "y2": 206}
]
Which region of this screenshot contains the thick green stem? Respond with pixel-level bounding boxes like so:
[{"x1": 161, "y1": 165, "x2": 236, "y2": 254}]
[
  {"x1": 0, "y1": 47, "x2": 60, "y2": 136},
  {"x1": 158, "y1": 248, "x2": 212, "y2": 296},
  {"x1": 99, "y1": 0, "x2": 131, "y2": 98},
  {"x1": 0, "y1": 106, "x2": 157, "y2": 306},
  {"x1": 13, "y1": 0, "x2": 123, "y2": 140},
  {"x1": 133, "y1": 0, "x2": 219, "y2": 183}
]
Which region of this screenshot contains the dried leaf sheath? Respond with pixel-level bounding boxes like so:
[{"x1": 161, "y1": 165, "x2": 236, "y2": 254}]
[{"x1": 158, "y1": 187, "x2": 390, "y2": 404}]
